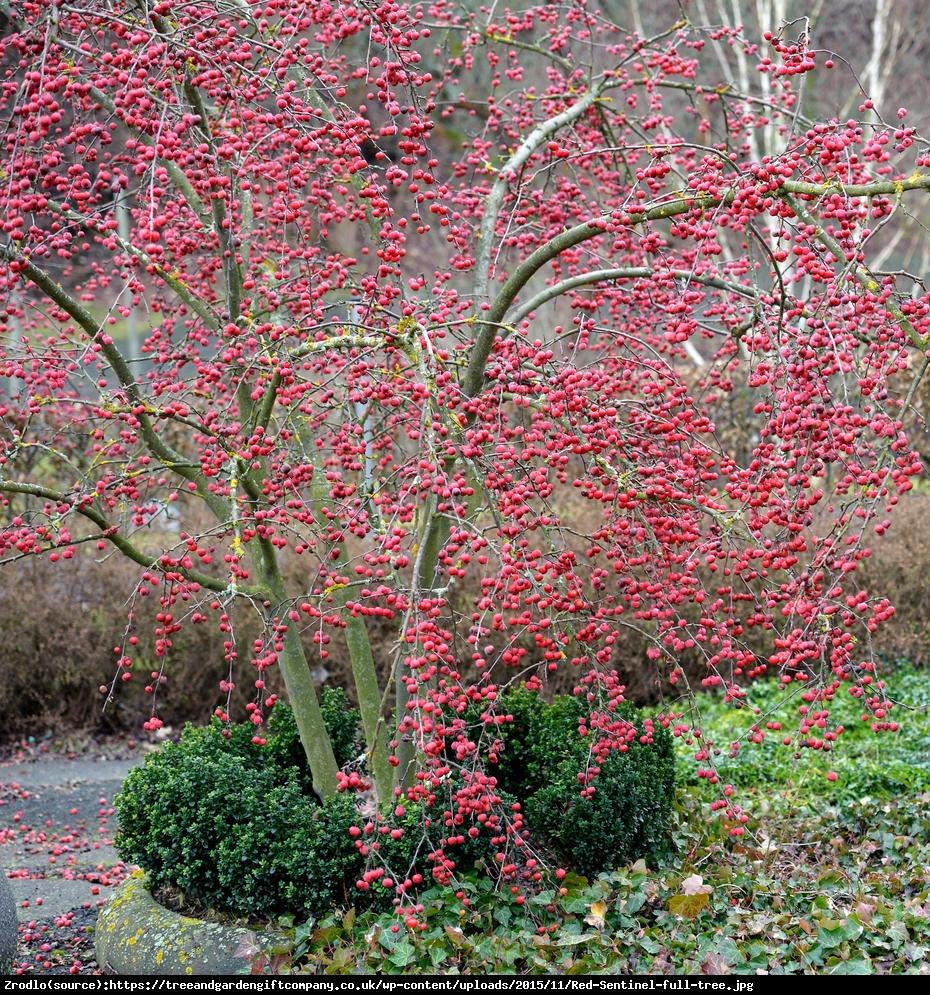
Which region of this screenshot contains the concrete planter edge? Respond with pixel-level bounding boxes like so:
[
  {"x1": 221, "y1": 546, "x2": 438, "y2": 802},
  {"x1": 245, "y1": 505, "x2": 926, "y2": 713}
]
[
  {"x1": 95, "y1": 869, "x2": 281, "y2": 976},
  {"x1": 0, "y1": 873, "x2": 16, "y2": 975}
]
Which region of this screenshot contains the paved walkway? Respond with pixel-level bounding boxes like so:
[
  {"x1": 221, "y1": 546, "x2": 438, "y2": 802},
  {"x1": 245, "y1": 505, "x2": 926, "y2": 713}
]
[{"x1": 1, "y1": 753, "x2": 141, "y2": 929}]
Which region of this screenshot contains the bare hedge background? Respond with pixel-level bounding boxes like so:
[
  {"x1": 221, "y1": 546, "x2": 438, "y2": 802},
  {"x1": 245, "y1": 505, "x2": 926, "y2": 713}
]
[{"x1": 2, "y1": 490, "x2": 928, "y2": 744}]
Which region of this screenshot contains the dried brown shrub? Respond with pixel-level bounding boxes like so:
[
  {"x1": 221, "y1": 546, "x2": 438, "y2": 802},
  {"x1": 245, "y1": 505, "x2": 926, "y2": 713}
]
[
  {"x1": 853, "y1": 489, "x2": 930, "y2": 667},
  {"x1": 2, "y1": 482, "x2": 926, "y2": 745},
  {"x1": 0, "y1": 547, "x2": 257, "y2": 742}
]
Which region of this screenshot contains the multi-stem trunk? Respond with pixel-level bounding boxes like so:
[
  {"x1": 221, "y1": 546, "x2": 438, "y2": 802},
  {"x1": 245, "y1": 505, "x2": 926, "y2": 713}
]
[{"x1": 250, "y1": 539, "x2": 340, "y2": 800}]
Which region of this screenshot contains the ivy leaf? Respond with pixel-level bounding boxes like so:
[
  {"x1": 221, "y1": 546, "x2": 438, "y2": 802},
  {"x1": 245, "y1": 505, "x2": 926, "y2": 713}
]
[
  {"x1": 232, "y1": 933, "x2": 262, "y2": 961},
  {"x1": 681, "y1": 873, "x2": 712, "y2": 896},
  {"x1": 668, "y1": 892, "x2": 710, "y2": 919},
  {"x1": 444, "y1": 925, "x2": 466, "y2": 947},
  {"x1": 703, "y1": 951, "x2": 729, "y2": 975},
  {"x1": 386, "y1": 939, "x2": 416, "y2": 969},
  {"x1": 328, "y1": 946, "x2": 354, "y2": 971},
  {"x1": 584, "y1": 900, "x2": 608, "y2": 929},
  {"x1": 554, "y1": 932, "x2": 598, "y2": 948},
  {"x1": 828, "y1": 959, "x2": 874, "y2": 974},
  {"x1": 817, "y1": 917, "x2": 863, "y2": 949}
]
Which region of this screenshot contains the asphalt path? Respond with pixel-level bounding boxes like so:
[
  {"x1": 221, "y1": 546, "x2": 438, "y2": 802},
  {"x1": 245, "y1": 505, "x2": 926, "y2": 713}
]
[{"x1": 1, "y1": 743, "x2": 144, "y2": 974}]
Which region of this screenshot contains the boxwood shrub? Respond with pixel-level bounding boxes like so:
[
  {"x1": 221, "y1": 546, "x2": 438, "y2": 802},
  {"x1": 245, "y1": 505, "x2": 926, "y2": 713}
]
[
  {"x1": 479, "y1": 685, "x2": 676, "y2": 877},
  {"x1": 115, "y1": 683, "x2": 675, "y2": 921},
  {"x1": 114, "y1": 690, "x2": 363, "y2": 919}
]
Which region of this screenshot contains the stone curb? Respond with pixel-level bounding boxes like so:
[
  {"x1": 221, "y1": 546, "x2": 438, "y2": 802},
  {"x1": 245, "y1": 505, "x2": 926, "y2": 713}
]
[
  {"x1": 95, "y1": 870, "x2": 281, "y2": 976},
  {"x1": 0, "y1": 873, "x2": 16, "y2": 975}
]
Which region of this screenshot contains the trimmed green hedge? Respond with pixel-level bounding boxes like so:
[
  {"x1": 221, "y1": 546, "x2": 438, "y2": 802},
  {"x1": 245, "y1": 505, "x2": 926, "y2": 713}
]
[
  {"x1": 483, "y1": 686, "x2": 677, "y2": 876},
  {"x1": 114, "y1": 689, "x2": 362, "y2": 918},
  {"x1": 115, "y1": 684, "x2": 676, "y2": 919}
]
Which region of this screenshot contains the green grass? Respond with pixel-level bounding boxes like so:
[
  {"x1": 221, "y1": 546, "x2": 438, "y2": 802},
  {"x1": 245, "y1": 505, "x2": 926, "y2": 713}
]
[
  {"x1": 257, "y1": 663, "x2": 930, "y2": 975},
  {"x1": 679, "y1": 664, "x2": 930, "y2": 805}
]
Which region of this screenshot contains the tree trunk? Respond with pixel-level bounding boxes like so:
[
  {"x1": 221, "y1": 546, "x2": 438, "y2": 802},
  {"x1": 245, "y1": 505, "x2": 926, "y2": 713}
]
[
  {"x1": 253, "y1": 547, "x2": 339, "y2": 800},
  {"x1": 343, "y1": 610, "x2": 394, "y2": 805}
]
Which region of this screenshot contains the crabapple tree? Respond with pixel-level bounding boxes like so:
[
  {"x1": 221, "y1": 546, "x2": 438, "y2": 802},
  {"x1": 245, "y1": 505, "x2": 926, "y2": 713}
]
[{"x1": 1, "y1": 0, "x2": 928, "y2": 835}]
